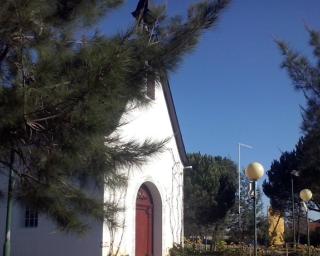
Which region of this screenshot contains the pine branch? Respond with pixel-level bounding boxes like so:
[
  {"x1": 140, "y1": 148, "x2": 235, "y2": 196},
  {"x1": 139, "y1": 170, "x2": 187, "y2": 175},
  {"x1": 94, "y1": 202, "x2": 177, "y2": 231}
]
[
  {"x1": 0, "y1": 45, "x2": 9, "y2": 63},
  {"x1": 158, "y1": 0, "x2": 230, "y2": 71},
  {"x1": 0, "y1": 0, "x2": 231, "y2": 233}
]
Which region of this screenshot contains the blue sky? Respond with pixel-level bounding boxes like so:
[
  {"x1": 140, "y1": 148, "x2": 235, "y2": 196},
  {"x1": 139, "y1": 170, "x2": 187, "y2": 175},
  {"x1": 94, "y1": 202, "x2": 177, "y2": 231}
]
[
  {"x1": 99, "y1": 0, "x2": 320, "y2": 214},
  {"x1": 168, "y1": 0, "x2": 320, "y2": 171}
]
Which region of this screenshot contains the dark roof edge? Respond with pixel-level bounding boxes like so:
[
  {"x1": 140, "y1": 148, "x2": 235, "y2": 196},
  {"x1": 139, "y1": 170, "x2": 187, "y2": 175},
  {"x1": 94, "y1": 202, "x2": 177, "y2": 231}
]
[{"x1": 160, "y1": 72, "x2": 189, "y2": 166}]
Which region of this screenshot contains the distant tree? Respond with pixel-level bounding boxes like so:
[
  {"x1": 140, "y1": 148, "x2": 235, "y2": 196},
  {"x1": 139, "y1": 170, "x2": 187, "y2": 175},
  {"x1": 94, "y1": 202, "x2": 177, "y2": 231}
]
[
  {"x1": 264, "y1": 28, "x2": 320, "y2": 214},
  {"x1": 184, "y1": 153, "x2": 237, "y2": 243},
  {"x1": 0, "y1": 0, "x2": 231, "y2": 233},
  {"x1": 263, "y1": 139, "x2": 304, "y2": 213},
  {"x1": 228, "y1": 172, "x2": 267, "y2": 245}
]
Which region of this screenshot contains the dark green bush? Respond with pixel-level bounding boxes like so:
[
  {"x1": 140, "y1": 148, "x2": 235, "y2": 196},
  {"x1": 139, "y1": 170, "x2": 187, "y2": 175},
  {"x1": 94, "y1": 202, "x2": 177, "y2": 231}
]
[{"x1": 169, "y1": 243, "x2": 320, "y2": 256}]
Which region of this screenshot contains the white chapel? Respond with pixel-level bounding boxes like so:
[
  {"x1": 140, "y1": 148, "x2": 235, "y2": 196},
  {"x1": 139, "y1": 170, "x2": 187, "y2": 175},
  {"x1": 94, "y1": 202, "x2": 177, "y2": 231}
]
[{"x1": 0, "y1": 74, "x2": 188, "y2": 256}]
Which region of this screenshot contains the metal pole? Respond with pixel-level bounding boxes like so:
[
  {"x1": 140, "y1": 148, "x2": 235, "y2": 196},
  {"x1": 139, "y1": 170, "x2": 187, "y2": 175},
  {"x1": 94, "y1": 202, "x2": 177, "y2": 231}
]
[
  {"x1": 291, "y1": 177, "x2": 296, "y2": 250},
  {"x1": 3, "y1": 150, "x2": 14, "y2": 256},
  {"x1": 238, "y1": 143, "x2": 241, "y2": 233},
  {"x1": 253, "y1": 181, "x2": 257, "y2": 256},
  {"x1": 238, "y1": 143, "x2": 253, "y2": 239},
  {"x1": 306, "y1": 208, "x2": 310, "y2": 256},
  {"x1": 181, "y1": 166, "x2": 192, "y2": 247},
  {"x1": 180, "y1": 170, "x2": 184, "y2": 247},
  {"x1": 297, "y1": 206, "x2": 301, "y2": 245}
]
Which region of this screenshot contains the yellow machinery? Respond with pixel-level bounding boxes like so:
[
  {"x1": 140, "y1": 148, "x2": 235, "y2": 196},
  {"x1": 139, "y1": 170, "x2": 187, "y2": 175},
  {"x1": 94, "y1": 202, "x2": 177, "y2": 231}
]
[{"x1": 268, "y1": 207, "x2": 285, "y2": 246}]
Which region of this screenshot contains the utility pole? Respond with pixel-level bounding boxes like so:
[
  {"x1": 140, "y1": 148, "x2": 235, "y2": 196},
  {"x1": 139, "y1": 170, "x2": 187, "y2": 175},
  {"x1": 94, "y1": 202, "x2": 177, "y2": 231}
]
[{"x1": 238, "y1": 143, "x2": 253, "y2": 235}]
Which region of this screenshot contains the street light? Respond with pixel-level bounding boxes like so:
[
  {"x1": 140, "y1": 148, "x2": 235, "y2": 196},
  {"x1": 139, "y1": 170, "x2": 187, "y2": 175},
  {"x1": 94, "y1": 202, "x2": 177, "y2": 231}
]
[
  {"x1": 181, "y1": 166, "x2": 192, "y2": 246},
  {"x1": 300, "y1": 188, "x2": 313, "y2": 256},
  {"x1": 238, "y1": 143, "x2": 253, "y2": 232},
  {"x1": 3, "y1": 150, "x2": 15, "y2": 256},
  {"x1": 290, "y1": 170, "x2": 299, "y2": 249},
  {"x1": 245, "y1": 162, "x2": 264, "y2": 256}
]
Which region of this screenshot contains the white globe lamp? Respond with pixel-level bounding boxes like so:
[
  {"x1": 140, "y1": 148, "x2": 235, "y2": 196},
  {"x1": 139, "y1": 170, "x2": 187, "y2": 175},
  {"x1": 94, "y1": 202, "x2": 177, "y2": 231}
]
[
  {"x1": 300, "y1": 189, "x2": 312, "y2": 202},
  {"x1": 245, "y1": 162, "x2": 265, "y2": 181}
]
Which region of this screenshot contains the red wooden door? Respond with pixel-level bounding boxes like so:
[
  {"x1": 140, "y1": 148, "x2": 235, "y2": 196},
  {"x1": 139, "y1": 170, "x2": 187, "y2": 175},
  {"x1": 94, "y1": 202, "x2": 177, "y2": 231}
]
[{"x1": 136, "y1": 185, "x2": 153, "y2": 256}]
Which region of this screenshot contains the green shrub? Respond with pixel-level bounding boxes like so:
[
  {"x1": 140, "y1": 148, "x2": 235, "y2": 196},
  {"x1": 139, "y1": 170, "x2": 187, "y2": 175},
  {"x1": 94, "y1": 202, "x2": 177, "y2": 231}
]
[{"x1": 169, "y1": 243, "x2": 320, "y2": 256}]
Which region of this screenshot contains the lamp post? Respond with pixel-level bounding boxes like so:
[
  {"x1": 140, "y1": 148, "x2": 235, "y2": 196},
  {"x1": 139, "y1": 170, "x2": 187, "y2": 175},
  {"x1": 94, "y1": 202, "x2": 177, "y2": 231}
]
[
  {"x1": 299, "y1": 189, "x2": 312, "y2": 256},
  {"x1": 245, "y1": 162, "x2": 264, "y2": 256},
  {"x1": 3, "y1": 150, "x2": 15, "y2": 256},
  {"x1": 290, "y1": 170, "x2": 299, "y2": 249},
  {"x1": 238, "y1": 143, "x2": 253, "y2": 234},
  {"x1": 181, "y1": 166, "x2": 192, "y2": 247}
]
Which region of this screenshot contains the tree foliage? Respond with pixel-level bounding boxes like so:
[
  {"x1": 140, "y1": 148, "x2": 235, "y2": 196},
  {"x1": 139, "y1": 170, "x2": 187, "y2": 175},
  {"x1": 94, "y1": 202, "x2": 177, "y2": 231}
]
[
  {"x1": 0, "y1": 0, "x2": 231, "y2": 232},
  {"x1": 263, "y1": 28, "x2": 320, "y2": 214},
  {"x1": 184, "y1": 153, "x2": 237, "y2": 237},
  {"x1": 228, "y1": 172, "x2": 267, "y2": 245},
  {"x1": 263, "y1": 139, "x2": 305, "y2": 213}
]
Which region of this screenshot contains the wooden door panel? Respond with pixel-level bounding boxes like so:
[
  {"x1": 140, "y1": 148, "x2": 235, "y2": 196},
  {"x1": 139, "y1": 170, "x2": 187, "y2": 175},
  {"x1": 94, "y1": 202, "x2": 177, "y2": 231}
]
[{"x1": 136, "y1": 186, "x2": 153, "y2": 256}]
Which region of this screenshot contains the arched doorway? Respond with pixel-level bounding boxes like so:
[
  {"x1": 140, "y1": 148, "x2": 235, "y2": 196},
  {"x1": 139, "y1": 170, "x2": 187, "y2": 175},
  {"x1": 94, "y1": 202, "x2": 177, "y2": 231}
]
[{"x1": 136, "y1": 185, "x2": 153, "y2": 256}]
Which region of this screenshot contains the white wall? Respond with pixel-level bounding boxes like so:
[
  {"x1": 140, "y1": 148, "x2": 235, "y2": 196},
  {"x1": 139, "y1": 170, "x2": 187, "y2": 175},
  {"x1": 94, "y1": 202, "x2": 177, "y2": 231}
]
[
  {"x1": 102, "y1": 81, "x2": 184, "y2": 256},
  {"x1": 0, "y1": 177, "x2": 104, "y2": 256}
]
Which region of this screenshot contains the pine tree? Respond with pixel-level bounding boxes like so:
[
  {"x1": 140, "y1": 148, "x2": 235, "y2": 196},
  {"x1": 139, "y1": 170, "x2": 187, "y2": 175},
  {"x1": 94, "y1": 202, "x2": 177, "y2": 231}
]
[
  {"x1": 264, "y1": 28, "x2": 320, "y2": 213},
  {"x1": 184, "y1": 153, "x2": 237, "y2": 241},
  {"x1": 263, "y1": 138, "x2": 305, "y2": 213},
  {"x1": 0, "y1": 0, "x2": 231, "y2": 232}
]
